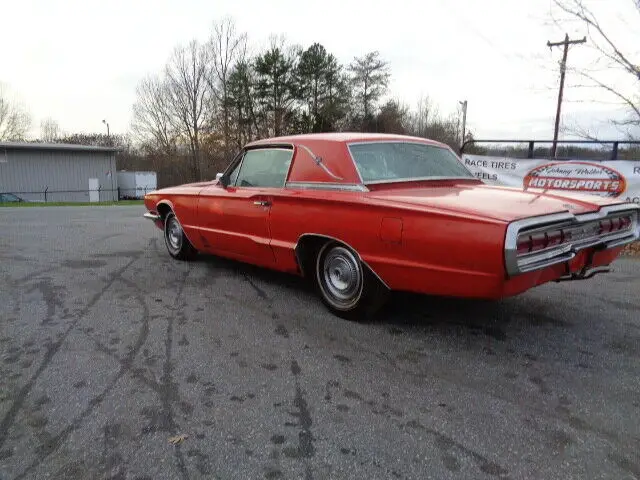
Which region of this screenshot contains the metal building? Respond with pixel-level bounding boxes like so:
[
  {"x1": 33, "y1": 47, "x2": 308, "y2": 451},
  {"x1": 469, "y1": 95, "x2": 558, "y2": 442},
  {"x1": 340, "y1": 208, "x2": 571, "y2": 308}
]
[{"x1": 0, "y1": 142, "x2": 119, "y2": 202}]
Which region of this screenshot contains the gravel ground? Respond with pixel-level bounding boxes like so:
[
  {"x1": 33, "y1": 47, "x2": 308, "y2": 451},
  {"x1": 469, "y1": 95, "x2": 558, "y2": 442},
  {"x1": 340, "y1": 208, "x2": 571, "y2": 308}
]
[{"x1": 0, "y1": 205, "x2": 639, "y2": 480}]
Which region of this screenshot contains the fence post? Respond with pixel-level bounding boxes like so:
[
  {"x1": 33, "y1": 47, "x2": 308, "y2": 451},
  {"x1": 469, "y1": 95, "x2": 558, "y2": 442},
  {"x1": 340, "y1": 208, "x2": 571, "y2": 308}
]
[
  {"x1": 528, "y1": 141, "x2": 534, "y2": 159},
  {"x1": 44, "y1": 186, "x2": 48, "y2": 203},
  {"x1": 611, "y1": 142, "x2": 618, "y2": 160}
]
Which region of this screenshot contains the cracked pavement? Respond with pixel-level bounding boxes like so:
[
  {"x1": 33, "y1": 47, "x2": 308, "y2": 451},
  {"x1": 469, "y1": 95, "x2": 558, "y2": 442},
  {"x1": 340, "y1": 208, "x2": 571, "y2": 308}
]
[{"x1": 0, "y1": 205, "x2": 639, "y2": 479}]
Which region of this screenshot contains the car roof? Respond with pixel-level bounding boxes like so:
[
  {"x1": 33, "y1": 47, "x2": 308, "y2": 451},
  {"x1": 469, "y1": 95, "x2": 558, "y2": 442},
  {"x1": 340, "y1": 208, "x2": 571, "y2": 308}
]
[{"x1": 245, "y1": 132, "x2": 449, "y2": 148}]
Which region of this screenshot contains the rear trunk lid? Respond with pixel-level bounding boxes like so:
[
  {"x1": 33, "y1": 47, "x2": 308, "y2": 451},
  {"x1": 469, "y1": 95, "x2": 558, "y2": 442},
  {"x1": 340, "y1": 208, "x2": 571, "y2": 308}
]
[{"x1": 367, "y1": 181, "x2": 620, "y2": 222}]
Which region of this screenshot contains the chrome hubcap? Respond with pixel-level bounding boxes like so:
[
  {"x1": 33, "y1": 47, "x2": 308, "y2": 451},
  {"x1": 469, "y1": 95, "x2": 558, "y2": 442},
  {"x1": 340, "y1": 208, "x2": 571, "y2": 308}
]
[
  {"x1": 320, "y1": 246, "x2": 362, "y2": 309},
  {"x1": 166, "y1": 217, "x2": 182, "y2": 250}
]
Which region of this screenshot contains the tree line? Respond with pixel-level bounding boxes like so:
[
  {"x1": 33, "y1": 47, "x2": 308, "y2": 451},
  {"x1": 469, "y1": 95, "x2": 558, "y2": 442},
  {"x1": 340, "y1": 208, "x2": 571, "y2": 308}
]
[
  {"x1": 126, "y1": 18, "x2": 469, "y2": 184},
  {"x1": 3, "y1": 2, "x2": 637, "y2": 188}
]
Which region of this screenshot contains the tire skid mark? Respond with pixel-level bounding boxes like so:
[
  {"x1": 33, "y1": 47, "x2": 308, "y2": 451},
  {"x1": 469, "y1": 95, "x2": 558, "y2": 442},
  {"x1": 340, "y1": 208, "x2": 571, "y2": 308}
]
[
  {"x1": 292, "y1": 366, "x2": 315, "y2": 460},
  {"x1": 322, "y1": 327, "x2": 640, "y2": 452},
  {"x1": 11, "y1": 266, "x2": 60, "y2": 285},
  {"x1": 12, "y1": 262, "x2": 151, "y2": 480},
  {"x1": 378, "y1": 351, "x2": 640, "y2": 452},
  {"x1": 81, "y1": 330, "x2": 181, "y2": 404},
  {"x1": 164, "y1": 268, "x2": 191, "y2": 480},
  {"x1": 283, "y1": 360, "x2": 315, "y2": 480},
  {"x1": 26, "y1": 279, "x2": 65, "y2": 325},
  {"x1": 402, "y1": 419, "x2": 509, "y2": 478},
  {"x1": 0, "y1": 256, "x2": 141, "y2": 451},
  {"x1": 242, "y1": 273, "x2": 269, "y2": 301}
]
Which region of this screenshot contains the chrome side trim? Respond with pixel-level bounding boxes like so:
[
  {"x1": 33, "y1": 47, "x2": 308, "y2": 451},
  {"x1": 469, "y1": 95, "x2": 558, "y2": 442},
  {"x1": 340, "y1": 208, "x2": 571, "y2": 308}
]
[
  {"x1": 363, "y1": 176, "x2": 479, "y2": 185},
  {"x1": 285, "y1": 181, "x2": 369, "y2": 192},
  {"x1": 504, "y1": 203, "x2": 640, "y2": 277},
  {"x1": 293, "y1": 233, "x2": 390, "y2": 290}
]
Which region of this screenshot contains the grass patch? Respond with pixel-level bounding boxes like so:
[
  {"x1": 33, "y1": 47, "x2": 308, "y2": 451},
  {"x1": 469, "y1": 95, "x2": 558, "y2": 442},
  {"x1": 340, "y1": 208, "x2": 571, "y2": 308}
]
[{"x1": 0, "y1": 200, "x2": 144, "y2": 207}]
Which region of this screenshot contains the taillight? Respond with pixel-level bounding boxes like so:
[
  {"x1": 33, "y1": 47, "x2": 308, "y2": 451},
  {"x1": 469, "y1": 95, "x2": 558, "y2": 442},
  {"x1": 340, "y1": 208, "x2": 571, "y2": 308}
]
[
  {"x1": 530, "y1": 232, "x2": 548, "y2": 251},
  {"x1": 547, "y1": 230, "x2": 562, "y2": 247},
  {"x1": 517, "y1": 228, "x2": 570, "y2": 255},
  {"x1": 610, "y1": 217, "x2": 621, "y2": 230},
  {"x1": 514, "y1": 212, "x2": 636, "y2": 262},
  {"x1": 599, "y1": 219, "x2": 613, "y2": 233},
  {"x1": 517, "y1": 235, "x2": 531, "y2": 254},
  {"x1": 599, "y1": 216, "x2": 632, "y2": 233},
  {"x1": 620, "y1": 216, "x2": 631, "y2": 229}
]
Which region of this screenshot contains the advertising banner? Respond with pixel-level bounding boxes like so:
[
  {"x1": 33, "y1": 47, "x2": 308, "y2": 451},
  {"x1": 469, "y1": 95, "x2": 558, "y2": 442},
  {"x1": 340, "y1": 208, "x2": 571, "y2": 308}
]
[{"x1": 461, "y1": 154, "x2": 640, "y2": 205}]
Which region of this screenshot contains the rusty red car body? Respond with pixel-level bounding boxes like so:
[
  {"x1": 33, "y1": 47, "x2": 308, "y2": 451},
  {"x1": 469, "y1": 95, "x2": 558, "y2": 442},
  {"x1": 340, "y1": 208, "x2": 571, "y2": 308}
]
[{"x1": 143, "y1": 132, "x2": 639, "y2": 319}]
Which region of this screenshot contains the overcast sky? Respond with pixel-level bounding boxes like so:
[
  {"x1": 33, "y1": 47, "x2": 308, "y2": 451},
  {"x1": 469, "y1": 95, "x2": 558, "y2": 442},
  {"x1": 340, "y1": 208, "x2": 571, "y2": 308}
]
[{"x1": 2, "y1": 0, "x2": 637, "y2": 142}]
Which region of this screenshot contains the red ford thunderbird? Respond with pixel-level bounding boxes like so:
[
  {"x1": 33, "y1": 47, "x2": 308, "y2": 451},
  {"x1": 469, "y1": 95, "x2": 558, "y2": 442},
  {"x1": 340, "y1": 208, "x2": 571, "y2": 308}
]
[{"x1": 143, "y1": 133, "x2": 639, "y2": 319}]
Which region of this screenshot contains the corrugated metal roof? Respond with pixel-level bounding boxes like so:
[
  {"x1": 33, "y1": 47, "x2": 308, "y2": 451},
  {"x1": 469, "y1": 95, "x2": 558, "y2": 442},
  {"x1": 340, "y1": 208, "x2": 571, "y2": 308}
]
[{"x1": 0, "y1": 141, "x2": 120, "y2": 153}]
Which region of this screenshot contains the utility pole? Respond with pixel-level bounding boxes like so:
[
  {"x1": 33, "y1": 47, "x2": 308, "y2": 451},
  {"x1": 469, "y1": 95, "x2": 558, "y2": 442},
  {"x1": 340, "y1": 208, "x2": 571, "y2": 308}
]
[
  {"x1": 547, "y1": 33, "x2": 586, "y2": 158},
  {"x1": 459, "y1": 100, "x2": 468, "y2": 146}
]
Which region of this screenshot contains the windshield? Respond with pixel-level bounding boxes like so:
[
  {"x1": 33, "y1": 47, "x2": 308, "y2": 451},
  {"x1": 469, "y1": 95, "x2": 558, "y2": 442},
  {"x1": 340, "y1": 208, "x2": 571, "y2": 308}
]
[{"x1": 348, "y1": 141, "x2": 475, "y2": 183}]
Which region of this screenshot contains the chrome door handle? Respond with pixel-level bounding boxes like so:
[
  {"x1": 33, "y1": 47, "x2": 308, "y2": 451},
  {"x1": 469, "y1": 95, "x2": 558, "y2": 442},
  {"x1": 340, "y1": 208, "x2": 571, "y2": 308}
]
[{"x1": 253, "y1": 200, "x2": 271, "y2": 206}]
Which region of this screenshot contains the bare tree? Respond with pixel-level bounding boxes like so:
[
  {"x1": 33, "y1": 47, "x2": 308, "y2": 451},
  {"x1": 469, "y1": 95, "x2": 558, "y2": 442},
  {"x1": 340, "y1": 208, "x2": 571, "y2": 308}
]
[
  {"x1": 552, "y1": 0, "x2": 639, "y2": 137},
  {"x1": 165, "y1": 39, "x2": 215, "y2": 181},
  {"x1": 208, "y1": 16, "x2": 247, "y2": 156},
  {"x1": 0, "y1": 85, "x2": 31, "y2": 141},
  {"x1": 406, "y1": 95, "x2": 436, "y2": 138},
  {"x1": 40, "y1": 117, "x2": 61, "y2": 142},
  {"x1": 131, "y1": 74, "x2": 178, "y2": 155}
]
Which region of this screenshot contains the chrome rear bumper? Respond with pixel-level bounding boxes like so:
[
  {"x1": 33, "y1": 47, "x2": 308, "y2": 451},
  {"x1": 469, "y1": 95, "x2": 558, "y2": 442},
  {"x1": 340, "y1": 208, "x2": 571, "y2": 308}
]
[{"x1": 504, "y1": 204, "x2": 640, "y2": 276}]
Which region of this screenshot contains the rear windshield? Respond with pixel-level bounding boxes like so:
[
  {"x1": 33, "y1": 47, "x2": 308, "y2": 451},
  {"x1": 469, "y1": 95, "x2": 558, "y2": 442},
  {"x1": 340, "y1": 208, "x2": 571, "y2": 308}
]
[{"x1": 348, "y1": 142, "x2": 474, "y2": 183}]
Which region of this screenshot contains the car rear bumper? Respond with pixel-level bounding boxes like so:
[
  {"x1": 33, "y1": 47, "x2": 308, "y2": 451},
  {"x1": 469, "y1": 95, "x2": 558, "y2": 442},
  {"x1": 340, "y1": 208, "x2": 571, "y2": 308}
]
[{"x1": 499, "y1": 244, "x2": 623, "y2": 298}]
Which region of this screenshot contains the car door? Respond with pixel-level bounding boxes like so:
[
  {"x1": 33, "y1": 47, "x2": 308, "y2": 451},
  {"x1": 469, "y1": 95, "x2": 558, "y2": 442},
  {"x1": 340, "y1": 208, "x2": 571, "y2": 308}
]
[{"x1": 197, "y1": 146, "x2": 293, "y2": 267}]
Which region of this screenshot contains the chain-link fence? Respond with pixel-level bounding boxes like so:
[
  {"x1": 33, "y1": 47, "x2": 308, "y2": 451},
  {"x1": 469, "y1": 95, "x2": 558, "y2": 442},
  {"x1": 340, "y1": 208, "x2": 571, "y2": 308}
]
[{"x1": 0, "y1": 187, "x2": 152, "y2": 203}]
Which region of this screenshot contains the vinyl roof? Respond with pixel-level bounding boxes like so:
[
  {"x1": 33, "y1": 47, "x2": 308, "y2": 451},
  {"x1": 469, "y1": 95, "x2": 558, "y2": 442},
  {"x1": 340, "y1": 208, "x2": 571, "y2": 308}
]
[{"x1": 0, "y1": 141, "x2": 120, "y2": 153}]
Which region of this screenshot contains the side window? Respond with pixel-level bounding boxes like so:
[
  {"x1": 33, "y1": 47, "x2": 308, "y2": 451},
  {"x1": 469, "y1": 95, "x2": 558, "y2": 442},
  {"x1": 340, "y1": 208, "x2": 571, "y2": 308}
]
[{"x1": 234, "y1": 148, "x2": 293, "y2": 188}]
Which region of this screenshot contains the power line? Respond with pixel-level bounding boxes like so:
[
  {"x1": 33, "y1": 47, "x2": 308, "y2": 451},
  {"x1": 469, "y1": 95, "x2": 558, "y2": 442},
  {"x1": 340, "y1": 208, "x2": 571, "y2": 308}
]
[{"x1": 547, "y1": 33, "x2": 586, "y2": 157}]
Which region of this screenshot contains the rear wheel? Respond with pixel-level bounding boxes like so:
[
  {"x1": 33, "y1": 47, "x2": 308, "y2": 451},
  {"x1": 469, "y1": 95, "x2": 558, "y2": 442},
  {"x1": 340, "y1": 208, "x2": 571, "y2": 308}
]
[
  {"x1": 164, "y1": 212, "x2": 197, "y2": 260},
  {"x1": 314, "y1": 241, "x2": 388, "y2": 321}
]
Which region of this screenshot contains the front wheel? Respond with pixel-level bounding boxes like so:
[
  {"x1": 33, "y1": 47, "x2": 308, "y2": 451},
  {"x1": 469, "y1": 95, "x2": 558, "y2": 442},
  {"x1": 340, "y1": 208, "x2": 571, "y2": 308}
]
[
  {"x1": 164, "y1": 212, "x2": 197, "y2": 260},
  {"x1": 315, "y1": 241, "x2": 388, "y2": 321}
]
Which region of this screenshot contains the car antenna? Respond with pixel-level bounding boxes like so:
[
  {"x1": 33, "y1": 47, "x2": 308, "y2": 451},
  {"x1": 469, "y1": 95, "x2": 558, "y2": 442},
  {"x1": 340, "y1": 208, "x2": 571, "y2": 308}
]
[{"x1": 297, "y1": 144, "x2": 343, "y2": 180}]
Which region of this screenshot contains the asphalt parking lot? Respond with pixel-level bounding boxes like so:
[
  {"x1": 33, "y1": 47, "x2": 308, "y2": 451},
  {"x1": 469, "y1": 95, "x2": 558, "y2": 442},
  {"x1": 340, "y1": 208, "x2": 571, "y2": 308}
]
[{"x1": 0, "y1": 205, "x2": 639, "y2": 480}]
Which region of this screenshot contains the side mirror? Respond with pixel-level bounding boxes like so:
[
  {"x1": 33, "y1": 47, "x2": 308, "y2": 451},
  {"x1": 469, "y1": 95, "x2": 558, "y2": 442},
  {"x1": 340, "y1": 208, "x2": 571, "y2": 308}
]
[{"x1": 216, "y1": 172, "x2": 228, "y2": 188}]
